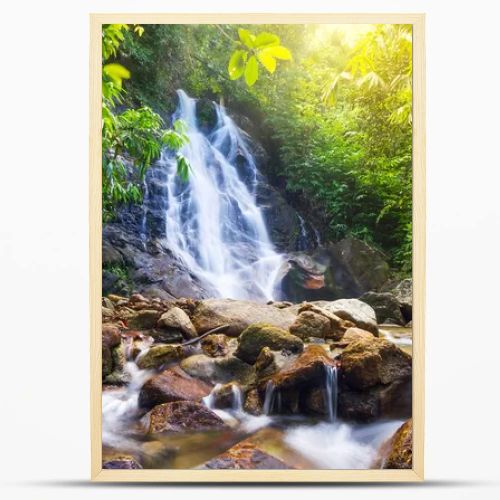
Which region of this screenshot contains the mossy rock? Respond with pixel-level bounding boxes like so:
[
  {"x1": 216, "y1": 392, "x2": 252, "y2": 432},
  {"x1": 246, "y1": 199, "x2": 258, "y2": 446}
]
[
  {"x1": 235, "y1": 323, "x2": 303, "y2": 364},
  {"x1": 136, "y1": 344, "x2": 185, "y2": 370}
]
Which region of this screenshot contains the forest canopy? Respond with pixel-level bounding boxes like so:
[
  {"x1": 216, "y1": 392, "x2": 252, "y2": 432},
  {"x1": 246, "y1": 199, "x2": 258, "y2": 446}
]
[{"x1": 103, "y1": 23, "x2": 413, "y2": 274}]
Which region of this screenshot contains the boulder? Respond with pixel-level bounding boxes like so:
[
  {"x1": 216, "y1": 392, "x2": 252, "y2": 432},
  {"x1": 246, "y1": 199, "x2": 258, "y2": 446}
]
[
  {"x1": 331, "y1": 327, "x2": 375, "y2": 349},
  {"x1": 254, "y1": 347, "x2": 292, "y2": 379},
  {"x1": 200, "y1": 441, "x2": 290, "y2": 469},
  {"x1": 272, "y1": 345, "x2": 335, "y2": 390},
  {"x1": 191, "y1": 299, "x2": 296, "y2": 337},
  {"x1": 145, "y1": 401, "x2": 227, "y2": 434},
  {"x1": 289, "y1": 303, "x2": 348, "y2": 341},
  {"x1": 102, "y1": 324, "x2": 125, "y2": 381},
  {"x1": 138, "y1": 367, "x2": 212, "y2": 410},
  {"x1": 313, "y1": 298, "x2": 379, "y2": 335},
  {"x1": 340, "y1": 337, "x2": 412, "y2": 390},
  {"x1": 157, "y1": 307, "x2": 197, "y2": 340},
  {"x1": 180, "y1": 354, "x2": 256, "y2": 386},
  {"x1": 392, "y1": 279, "x2": 413, "y2": 321},
  {"x1": 136, "y1": 344, "x2": 185, "y2": 370},
  {"x1": 382, "y1": 419, "x2": 413, "y2": 469},
  {"x1": 235, "y1": 323, "x2": 303, "y2": 364},
  {"x1": 127, "y1": 309, "x2": 161, "y2": 330},
  {"x1": 359, "y1": 291, "x2": 405, "y2": 325},
  {"x1": 201, "y1": 334, "x2": 230, "y2": 357}
]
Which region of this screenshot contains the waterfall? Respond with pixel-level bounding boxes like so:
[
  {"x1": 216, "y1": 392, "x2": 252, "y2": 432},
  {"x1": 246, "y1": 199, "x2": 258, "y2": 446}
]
[
  {"x1": 263, "y1": 381, "x2": 282, "y2": 415},
  {"x1": 324, "y1": 365, "x2": 339, "y2": 423},
  {"x1": 160, "y1": 90, "x2": 284, "y2": 301}
]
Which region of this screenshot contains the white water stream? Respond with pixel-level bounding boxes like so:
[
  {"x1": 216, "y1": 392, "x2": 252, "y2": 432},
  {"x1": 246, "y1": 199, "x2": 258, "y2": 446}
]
[{"x1": 160, "y1": 90, "x2": 285, "y2": 301}]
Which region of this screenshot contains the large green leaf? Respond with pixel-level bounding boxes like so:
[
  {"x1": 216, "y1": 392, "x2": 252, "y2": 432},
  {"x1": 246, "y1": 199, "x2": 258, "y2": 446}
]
[
  {"x1": 257, "y1": 51, "x2": 276, "y2": 74},
  {"x1": 244, "y1": 55, "x2": 259, "y2": 86},
  {"x1": 262, "y1": 45, "x2": 292, "y2": 60},
  {"x1": 228, "y1": 50, "x2": 247, "y2": 80},
  {"x1": 238, "y1": 28, "x2": 255, "y2": 48},
  {"x1": 103, "y1": 63, "x2": 131, "y2": 87},
  {"x1": 254, "y1": 32, "x2": 280, "y2": 48}
]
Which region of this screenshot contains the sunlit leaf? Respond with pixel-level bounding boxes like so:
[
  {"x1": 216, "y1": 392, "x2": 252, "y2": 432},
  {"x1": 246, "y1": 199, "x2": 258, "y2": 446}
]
[
  {"x1": 262, "y1": 45, "x2": 292, "y2": 60},
  {"x1": 257, "y1": 51, "x2": 276, "y2": 73},
  {"x1": 238, "y1": 28, "x2": 255, "y2": 49},
  {"x1": 254, "y1": 32, "x2": 280, "y2": 48},
  {"x1": 244, "y1": 55, "x2": 258, "y2": 86},
  {"x1": 228, "y1": 50, "x2": 247, "y2": 80}
]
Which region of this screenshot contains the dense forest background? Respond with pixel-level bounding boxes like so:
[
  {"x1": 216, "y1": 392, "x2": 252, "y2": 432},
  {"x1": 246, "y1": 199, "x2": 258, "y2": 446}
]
[{"x1": 103, "y1": 23, "x2": 412, "y2": 274}]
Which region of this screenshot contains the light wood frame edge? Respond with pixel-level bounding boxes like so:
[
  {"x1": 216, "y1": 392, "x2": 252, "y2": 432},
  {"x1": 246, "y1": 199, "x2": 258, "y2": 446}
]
[{"x1": 90, "y1": 12, "x2": 425, "y2": 483}]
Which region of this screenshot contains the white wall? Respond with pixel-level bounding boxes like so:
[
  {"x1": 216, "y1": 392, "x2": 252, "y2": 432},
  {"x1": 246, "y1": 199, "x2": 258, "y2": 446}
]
[{"x1": 1, "y1": 1, "x2": 499, "y2": 498}]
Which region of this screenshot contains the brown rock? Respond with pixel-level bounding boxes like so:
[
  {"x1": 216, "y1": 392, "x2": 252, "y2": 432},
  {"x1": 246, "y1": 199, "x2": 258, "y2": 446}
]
[
  {"x1": 136, "y1": 344, "x2": 185, "y2": 370},
  {"x1": 201, "y1": 334, "x2": 229, "y2": 357},
  {"x1": 138, "y1": 367, "x2": 212, "y2": 410},
  {"x1": 331, "y1": 327, "x2": 375, "y2": 349},
  {"x1": 244, "y1": 388, "x2": 263, "y2": 415},
  {"x1": 340, "y1": 337, "x2": 412, "y2": 390},
  {"x1": 157, "y1": 307, "x2": 197, "y2": 339},
  {"x1": 102, "y1": 456, "x2": 142, "y2": 469},
  {"x1": 145, "y1": 401, "x2": 227, "y2": 434},
  {"x1": 382, "y1": 419, "x2": 413, "y2": 469},
  {"x1": 127, "y1": 309, "x2": 161, "y2": 330},
  {"x1": 191, "y1": 299, "x2": 296, "y2": 337}
]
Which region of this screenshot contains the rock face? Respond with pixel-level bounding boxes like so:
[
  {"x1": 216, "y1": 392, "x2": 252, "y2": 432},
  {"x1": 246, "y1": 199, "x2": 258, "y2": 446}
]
[
  {"x1": 138, "y1": 367, "x2": 212, "y2": 410},
  {"x1": 235, "y1": 323, "x2": 304, "y2": 364},
  {"x1": 391, "y1": 279, "x2": 413, "y2": 322},
  {"x1": 102, "y1": 324, "x2": 126, "y2": 383},
  {"x1": 180, "y1": 354, "x2": 256, "y2": 386},
  {"x1": 359, "y1": 291, "x2": 405, "y2": 325},
  {"x1": 191, "y1": 299, "x2": 296, "y2": 337},
  {"x1": 157, "y1": 307, "x2": 197, "y2": 339},
  {"x1": 145, "y1": 401, "x2": 227, "y2": 434},
  {"x1": 382, "y1": 419, "x2": 413, "y2": 469},
  {"x1": 314, "y1": 298, "x2": 379, "y2": 335},
  {"x1": 338, "y1": 337, "x2": 412, "y2": 421}
]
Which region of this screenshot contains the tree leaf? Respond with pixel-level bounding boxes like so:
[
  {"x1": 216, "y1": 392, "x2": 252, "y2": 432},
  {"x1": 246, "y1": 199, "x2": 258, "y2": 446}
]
[
  {"x1": 262, "y1": 46, "x2": 292, "y2": 60},
  {"x1": 238, "y1": 28, "x2": 255, "y2": 48},
  {"x1": 254, "y1": 32, "x2": 280, "y2": 48},
  {"x1": 228, "y1": 50, "x2": 247, "y2": 80},
  {"x1": 244, "y1": 55, "x2": 259, "y2": 86},
  {"x1": 103, "y1": 63, "x2": 131, "y2": 88},
  {"x1": 257, "y1": 51, "x2": 276, "y2": 73}
]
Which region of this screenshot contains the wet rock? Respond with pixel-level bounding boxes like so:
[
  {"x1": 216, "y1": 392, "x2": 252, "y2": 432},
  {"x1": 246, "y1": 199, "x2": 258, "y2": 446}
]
[
  {"x1": 199, "y1": 441, "x2": 291, "y2": 469},
  {"x1": 136, "y1": 344, "x2": 185, "y2": 370},
  {"x1": 145, "y1": 401, "x2": 227, "y2": 434},
  {"x1": 191, "y1": 299, "x2": 296, "y2": 337},
  {"x1": 201, "y1": 334, "x2": 230, "y2": 357},
  {"x1": 289, "y1": 303, "x2": 349, "y2": 341},
  {"x1": 359, "y1": 291, "x2": 405, "y2": 325},
  {"x1": 102, "y1": 306, "x2": 114, "y2": 319},
  {"x1": 180, "y1": 354, "x2": 256, "y2": 386},
  {"x1": 102, "y1": 325, "x2": 126, "y2": 381},
  {"x1": 205, "y1": 382, "x2": 243, "y2": 410},
  {"x1": 313, "y1": 298, "x2": 379, "y2": 335},
  {"x1": 254, "y1": 347, "x2": 291, "y2": 379},
  {"x1": 103, "y1": 456, "x2": 142, "y2": 469},
  {"x1": 157, "y1": 307, "x2": 197, "y2": 340},
  {"x1": 382, "y1": 419, "x2": 413, "y2": 469},
  {"x1": 149, "y1": 329, "x2": 184, "y2": 344},
  {"x1": 235, "y1": 323, "x2": 304, "y2": 364},
  {"x1": 272, "y1": 345, "x2": 335, "y2": 390},
  {"x1": 138, "y1": 367, "x2": 212, "y2": 410},
  {"x1": 340, "y1": 337, "x2": 412, "y2": 390},
  {"x1": 244, "y1": 388, "x2": 263, "y2": 415},
  {"x1": 127, "y1": 309, "x2": 161, "y2": 330}
]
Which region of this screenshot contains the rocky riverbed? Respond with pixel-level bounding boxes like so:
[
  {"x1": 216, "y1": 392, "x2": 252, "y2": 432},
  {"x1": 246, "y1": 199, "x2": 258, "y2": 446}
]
[{"x1": 101, "y1": 287, "x2": 413, "y2": 470}]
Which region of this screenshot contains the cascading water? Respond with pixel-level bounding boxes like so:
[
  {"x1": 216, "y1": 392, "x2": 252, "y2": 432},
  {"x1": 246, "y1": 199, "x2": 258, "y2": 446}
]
[
  {"x1": 160, "y1": 90, "x2": 284, "y2": 301},
  {"x1": 324, "y1": 365, "x2": 339, "y2": 423}
]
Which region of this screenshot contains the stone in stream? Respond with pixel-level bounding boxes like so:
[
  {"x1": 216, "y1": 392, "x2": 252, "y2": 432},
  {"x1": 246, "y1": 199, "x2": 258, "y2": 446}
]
[
  {"x1": 190, "y1": 299, "x2": 297, "y2": 337},
  {"x1": 379, "y1": 419, "x2": 413, "y2": 469},
  {"x1": 127, "y1": 309, "x2": 162, "y2": 330},
  {"x1": 338, "y1": 337, "x2": 412, "y2": 422},
  {"x1": 138, "y1": 366, "x2": 212, "y2": 410},
  {"x1": 359, "y1": 291, "x2": 405, "y2": 325},
  {"x1": 102, "y1": 324, "x2": 127, "y2": 383},
  {"x1": 391, "y1": 279, "x2": 413, "y2": 322},
  {"x1": 235, "y1": 323, "x2": 304, "y2": 364},
  {"x1": 157, "y1": 306, "x2": 197, "y2": 340},
  {"x1": 330, "y1": 327, "x2": 376, "y2": 349},
  {"x1": 135, "y1": 344, "x2": 185, "y2": 370},
  {"x1": 312, "y1": 298, "x2": 379, "y2": 335},
  {"x1": 201, "y1": 333, "x2": 230, "y2": 357},
  {"x1": 243, "y1": 388, "x2": 263, "y2": 415},
  {"x1": 145, "y1": 401, "x2": 227, "y2": 434},
  {"x1": 102, "y1": 456, "x2": 143, "y2": 469},
  {"x1": 180, "y1": 353, "x2": 256, "y2": 386}
]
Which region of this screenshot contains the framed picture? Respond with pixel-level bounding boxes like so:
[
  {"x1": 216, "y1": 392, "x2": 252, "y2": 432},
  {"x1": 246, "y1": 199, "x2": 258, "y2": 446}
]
[{"x1": 90, "y1": 13, "x2": 425, "y2": 482}]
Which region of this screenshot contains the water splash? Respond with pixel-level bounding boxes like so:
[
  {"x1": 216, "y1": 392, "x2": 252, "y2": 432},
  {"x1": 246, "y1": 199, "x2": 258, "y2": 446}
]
[{"x1": 159, "y1": 90, "x2": 284, "y2": 301}]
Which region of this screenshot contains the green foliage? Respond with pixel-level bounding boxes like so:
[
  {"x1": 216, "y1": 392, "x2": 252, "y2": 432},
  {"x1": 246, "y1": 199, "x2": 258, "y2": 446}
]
[
  {"x1": 228, "y1": 28, "x2": 292, "y2": 86},
  {"x1": 101, "y1": 24, "x2": 189, "y2": 220}
]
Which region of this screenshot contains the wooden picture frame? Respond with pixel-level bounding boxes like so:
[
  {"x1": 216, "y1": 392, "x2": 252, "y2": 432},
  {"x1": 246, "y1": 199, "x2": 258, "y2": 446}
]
[{"x1": 90, "y1": 13, "x2": 425, "y2": 482}]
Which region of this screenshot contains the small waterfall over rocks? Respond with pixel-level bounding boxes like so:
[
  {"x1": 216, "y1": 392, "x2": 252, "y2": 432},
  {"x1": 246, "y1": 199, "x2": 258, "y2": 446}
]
[{"x1": 155, "y1": 90, "x2": 285, "y2": 301}]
